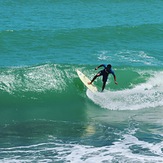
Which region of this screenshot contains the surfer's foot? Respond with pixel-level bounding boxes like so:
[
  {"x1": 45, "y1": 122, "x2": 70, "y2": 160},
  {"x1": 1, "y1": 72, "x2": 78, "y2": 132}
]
[{"x1": 88, "y1": 82, "x2": 92, "y2": 85}]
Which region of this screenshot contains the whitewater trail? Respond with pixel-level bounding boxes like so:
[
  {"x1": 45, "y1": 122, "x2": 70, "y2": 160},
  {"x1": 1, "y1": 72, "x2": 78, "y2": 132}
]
[{"x1": 87, "y1": 71, "x2": 163, "y2": 110}]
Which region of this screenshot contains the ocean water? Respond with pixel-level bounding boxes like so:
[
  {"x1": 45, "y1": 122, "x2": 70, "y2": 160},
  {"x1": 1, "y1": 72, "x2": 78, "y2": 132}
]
[{"x1": 0, "y1": 0, "x2": 163, "y2": 162}]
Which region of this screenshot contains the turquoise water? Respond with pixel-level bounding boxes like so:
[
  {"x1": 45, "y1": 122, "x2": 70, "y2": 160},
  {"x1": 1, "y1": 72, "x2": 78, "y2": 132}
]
[{"x1": 0, "y1": 0, "x2": 163, "y2": 162}]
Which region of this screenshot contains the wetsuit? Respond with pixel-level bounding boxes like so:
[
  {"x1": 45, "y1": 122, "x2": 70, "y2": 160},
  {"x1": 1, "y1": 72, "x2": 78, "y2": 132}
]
[
  {"x1": 97, "y1": 64, "x2": 115, "y2": 83},
  {"x1": 90, "y1": 64, "x2": 116, "y2": 91}
]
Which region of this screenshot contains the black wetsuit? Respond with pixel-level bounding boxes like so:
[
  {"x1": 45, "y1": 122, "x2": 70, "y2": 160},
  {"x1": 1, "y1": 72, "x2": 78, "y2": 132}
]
[{"x1": 98, "y1": 64, "x2": 115, "y2": 82}]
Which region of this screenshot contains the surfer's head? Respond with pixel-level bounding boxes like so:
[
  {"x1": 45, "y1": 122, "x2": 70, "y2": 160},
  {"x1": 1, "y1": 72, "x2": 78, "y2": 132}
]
[{"x1": 107, "y1": 64, "x2": 112, "y2": 69}]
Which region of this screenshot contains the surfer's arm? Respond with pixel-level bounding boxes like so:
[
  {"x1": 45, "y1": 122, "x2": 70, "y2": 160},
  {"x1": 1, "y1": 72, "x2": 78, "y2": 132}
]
[
  {"x1": 95, "y1": 64, "x2": 105, "y2": 70},
  {"x1": 111, "y1": 71, "x2": 118, "y2": 85},
  {"x1": 112, "y1": 73, "x2": 118, "y2": 84}
]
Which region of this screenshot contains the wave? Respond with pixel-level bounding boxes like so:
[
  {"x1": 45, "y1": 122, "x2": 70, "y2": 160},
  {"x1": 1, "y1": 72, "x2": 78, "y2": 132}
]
[
  {"x1": 0, "y1": 63, "x2": 163, "y2": 110},
  {"x1": 1, "y1": 23, "x2": 162, "y2": 42},
  {"x1": 1, "y1": 23, "x2": 162, "y2": 68},
  {"x1": 0, "y1": 64, "x2": 78, "y2": 103},
  {"x1": 48, "y1": 23, "x2": 163, "y2": 44}
]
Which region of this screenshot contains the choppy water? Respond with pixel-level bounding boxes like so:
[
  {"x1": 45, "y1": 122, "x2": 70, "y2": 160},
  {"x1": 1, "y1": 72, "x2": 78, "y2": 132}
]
[{"x1": 0, "y1": 0, "x2": 163, "y2": 162}]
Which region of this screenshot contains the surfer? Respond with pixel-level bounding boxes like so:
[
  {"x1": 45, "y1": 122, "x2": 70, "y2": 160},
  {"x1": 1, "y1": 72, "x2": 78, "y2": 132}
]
[{"x1": 88, "y1": 64, "x2": 118, "y2": 91}]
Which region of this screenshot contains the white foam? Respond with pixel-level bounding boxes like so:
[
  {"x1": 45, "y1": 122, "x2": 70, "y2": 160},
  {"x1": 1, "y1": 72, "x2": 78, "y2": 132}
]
[
  {"x1": 87, "y1": 71, "x2": 163, "y2": 110},
  {"x1": 62, "y1": 129, "x2": 163, "y2": 163},
  {"x1": 1, "y1": 133, "x2": 163, "y2": 163},
  {"x1": 49, "y1": 135, "x2": 163, "y2": 162},
  {"x1": 96, "y1": 50, "x2": 163, "y2": 66}
]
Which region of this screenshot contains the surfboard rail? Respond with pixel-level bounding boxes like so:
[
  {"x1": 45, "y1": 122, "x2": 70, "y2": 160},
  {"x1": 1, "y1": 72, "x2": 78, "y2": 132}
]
[{"x1": 76, "y1": 69, "x2": 98, "y2": 92}]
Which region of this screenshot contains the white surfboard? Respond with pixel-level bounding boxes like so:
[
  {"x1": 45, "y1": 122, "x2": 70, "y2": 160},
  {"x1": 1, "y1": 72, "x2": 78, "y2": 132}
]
[{"x1": 76, "y1": 69, "x2": 98, "y2": 92}]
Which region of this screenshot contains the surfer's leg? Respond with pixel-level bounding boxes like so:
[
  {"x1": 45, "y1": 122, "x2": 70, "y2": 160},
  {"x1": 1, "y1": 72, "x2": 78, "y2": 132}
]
[
  {"x1": 101, "y1": 74, "x2": 108, "y2": 91},
  {"x1": 102, "y1": 81, "x2": 106, "y2": 92},
  {"x1": 88, "y1": 73, "x2": 101, "y2": 84}
]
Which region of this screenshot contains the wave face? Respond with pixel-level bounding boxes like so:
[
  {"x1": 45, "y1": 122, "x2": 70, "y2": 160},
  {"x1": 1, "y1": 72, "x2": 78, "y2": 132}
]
[{"x1": 0, "y1": 64, "x2": 77, "y2": 109}]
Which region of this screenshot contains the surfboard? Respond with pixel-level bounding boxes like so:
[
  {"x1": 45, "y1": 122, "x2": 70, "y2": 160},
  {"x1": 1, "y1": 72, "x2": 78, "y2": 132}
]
[{"x1": 76, "y1": 69, "x2": 98, "y2": 92}]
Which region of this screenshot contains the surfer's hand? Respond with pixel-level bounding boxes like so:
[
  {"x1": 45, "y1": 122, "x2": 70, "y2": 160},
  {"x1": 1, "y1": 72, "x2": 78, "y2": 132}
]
[
  {"x1": 95, "y1": 67, "x2": 98, "y2": 70},
  {"x1": 115, "y1": 81, "x2": 118, "y2": 85}
]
